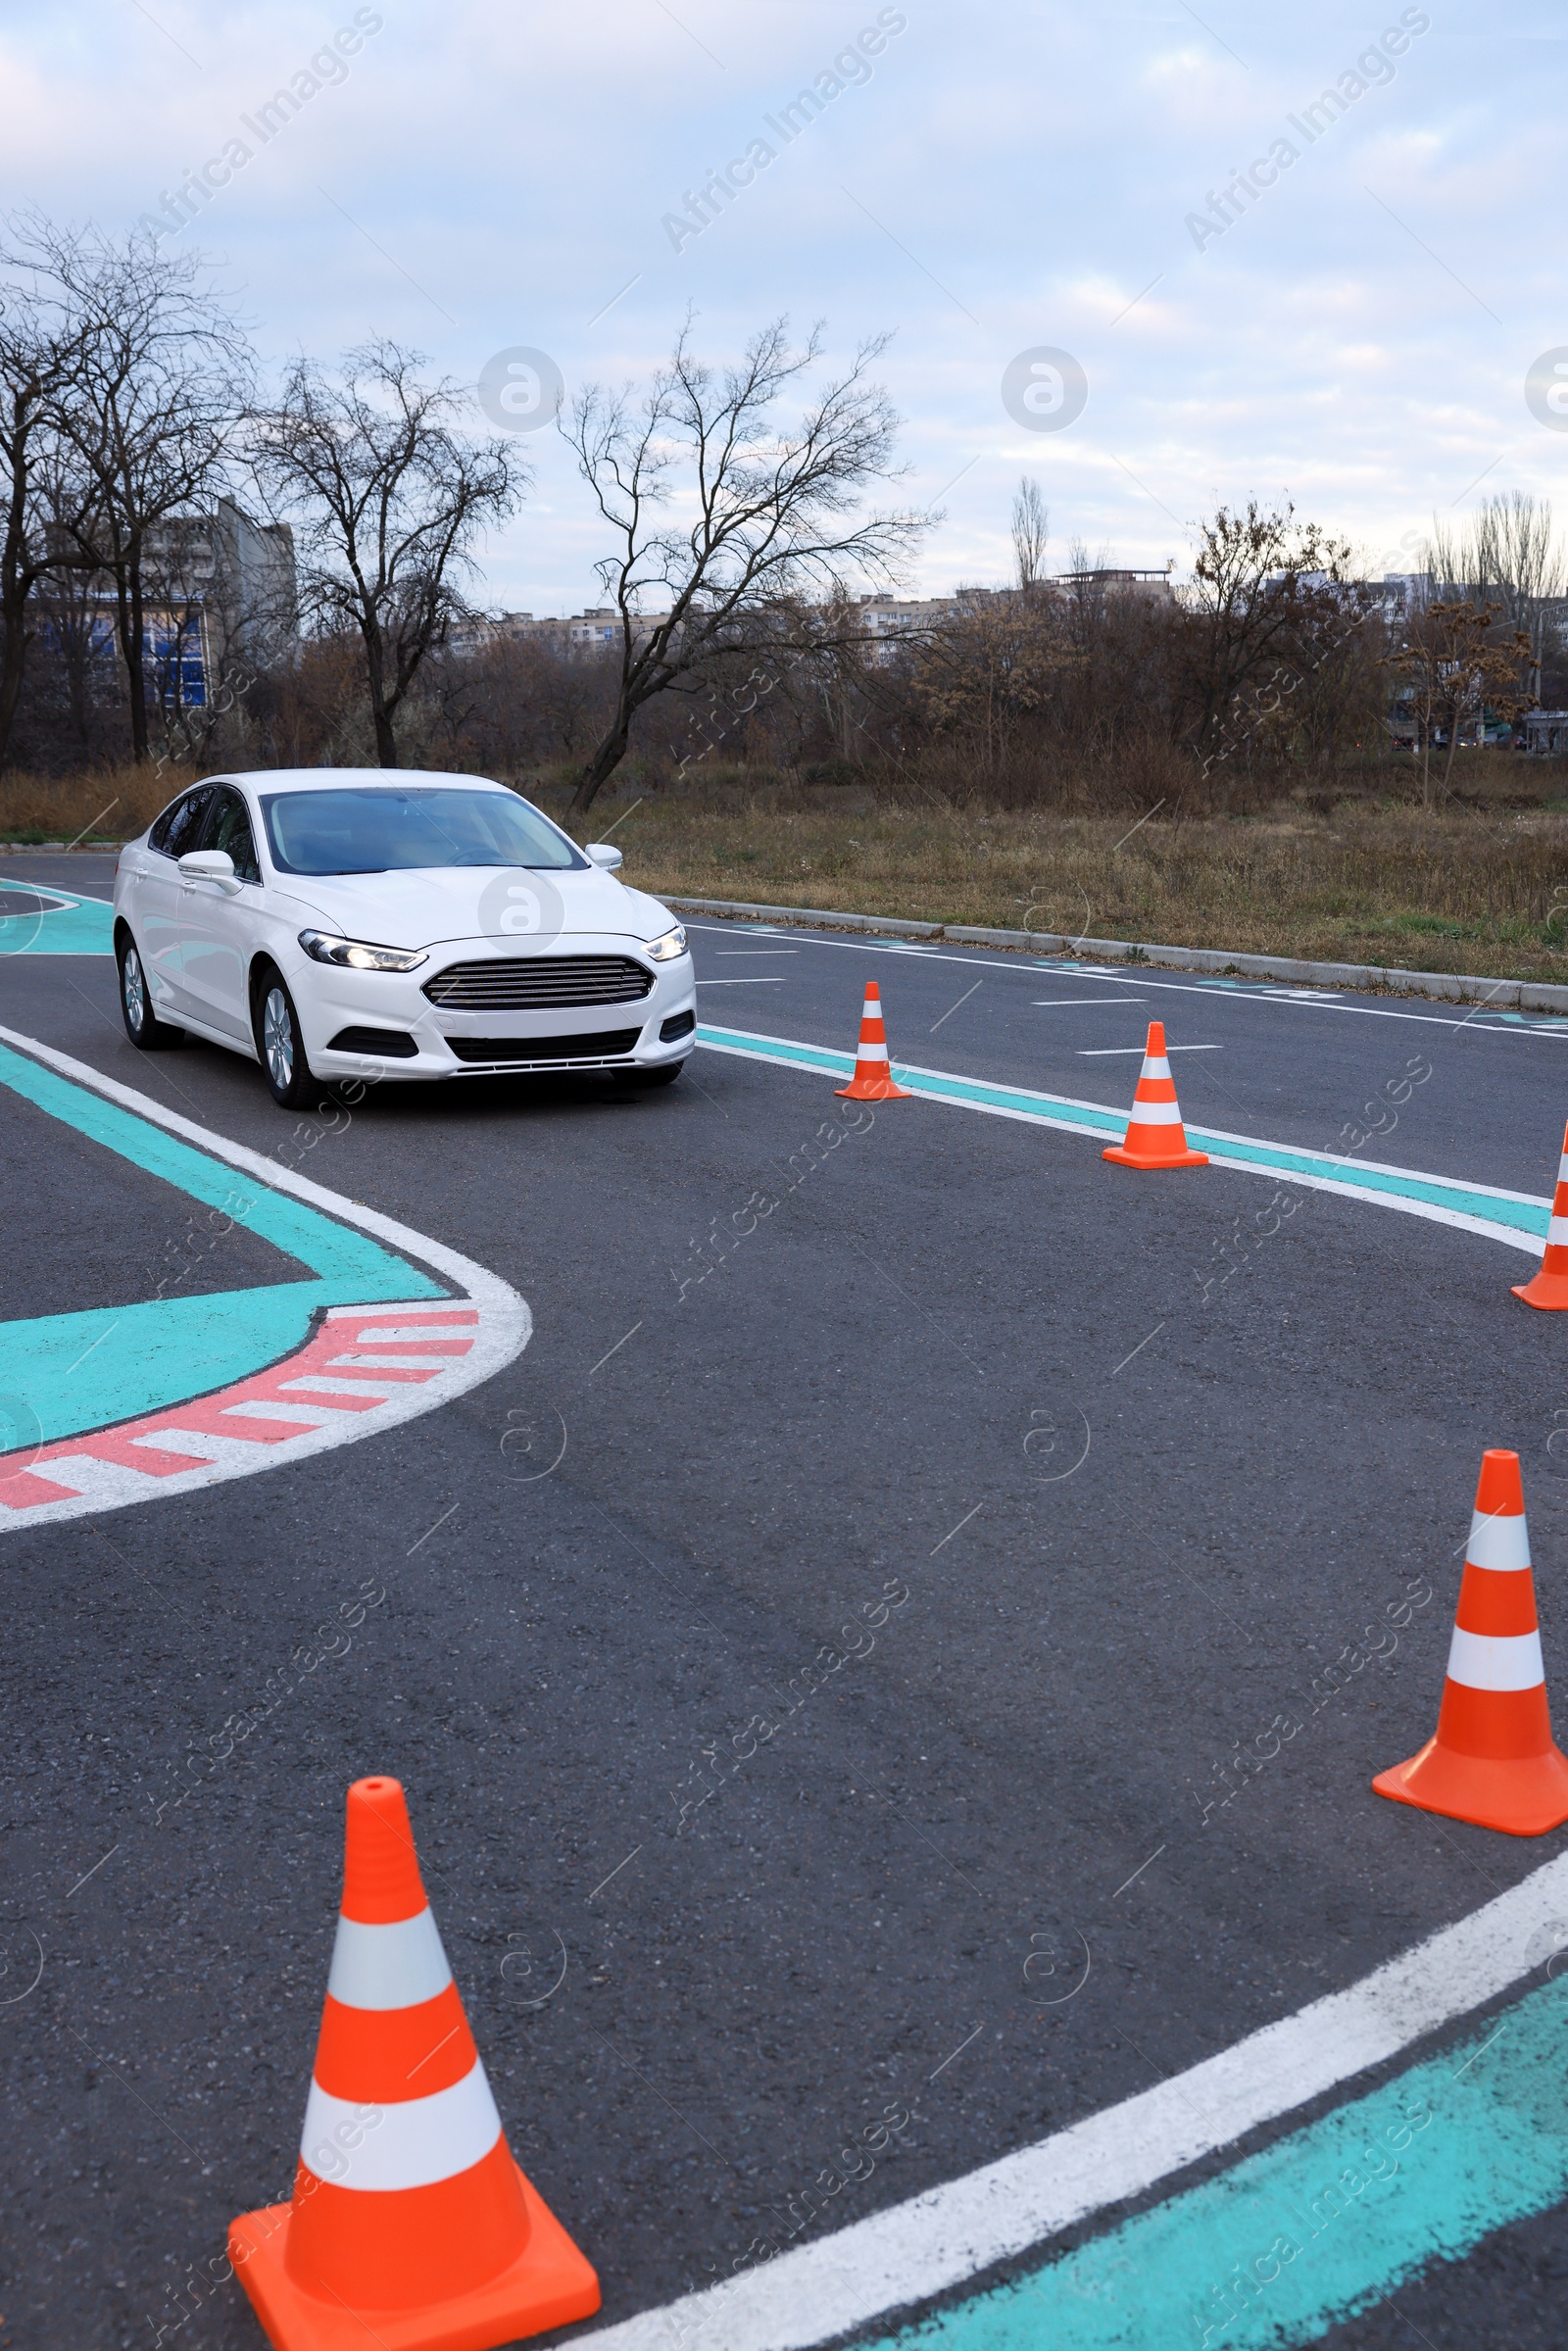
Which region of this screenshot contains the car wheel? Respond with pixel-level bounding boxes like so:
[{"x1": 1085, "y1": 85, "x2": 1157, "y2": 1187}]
[
  {"x1": 255, "y1": 971, "x2": 318, "y2": 1108},
  {"x1": 118, "y1": 936, "x2": 183, "y2": 1050}
]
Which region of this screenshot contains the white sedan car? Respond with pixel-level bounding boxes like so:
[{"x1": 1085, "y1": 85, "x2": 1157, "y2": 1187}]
[{"x1": 112, "y1": 768, "x2": 696, "y2": 1108}]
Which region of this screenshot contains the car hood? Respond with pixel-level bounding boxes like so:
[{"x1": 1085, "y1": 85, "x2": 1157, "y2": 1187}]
[{"x1": 270, "y1": 864, "x2": 676, "y2": 950}]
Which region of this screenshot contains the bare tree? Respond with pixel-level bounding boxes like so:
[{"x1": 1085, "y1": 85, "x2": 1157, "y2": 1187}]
[
  {"x1": 1426, "y1": 493, "x2": 1566, "y2": 703},
  {"x1": 43, "y1": 224, "x2": 251, "y2": 762},
  {"x1": 0, "y1": 214, "x2": 99, "y2": 772},
  {"x1": 252, "y1": 341, "x2": 526, "y2": 766},
  {"x1": 1177, "y1": 501, "x2": 1351, "y2": 755},
  {"x1": 1385, "y1": 601, "x2": 1534, "y2": 807},
  {"x1": 1010, "y1": 475, "x2": 1049, "y2": 590},
  {"x1": 912, "y1": 588, "x2": 1070, "y2": 775},
  {"x1": 564, "y1": 318, "x2": 927, "y2": 814}
]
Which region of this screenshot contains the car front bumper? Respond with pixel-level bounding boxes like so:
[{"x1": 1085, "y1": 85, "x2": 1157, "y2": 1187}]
[{"x1": 286, "y1": 937, "x2": 697, "y2": 1082}]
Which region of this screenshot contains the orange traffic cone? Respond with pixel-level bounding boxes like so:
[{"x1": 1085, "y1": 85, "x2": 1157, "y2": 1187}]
[
  {"x1": 230, "y1": 1777, "x2": 599, "y2": 2351},
  {"x1": 1513, "y1": 1118, "x2": 1568, "y2": 1308},
  {"x1": 1102, "y1": 1021, "x2": 1207, "y2": 1170},
  {"x1": 1374, "y1": 1450, "x2": 1568, "y2": 1836},
  {"x1": 835, "y1": 981, "x2": 913, "y2": 1102}
]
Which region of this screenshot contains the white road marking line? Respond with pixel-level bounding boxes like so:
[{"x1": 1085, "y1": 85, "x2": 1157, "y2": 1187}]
[
  {"x1": 328, "y1": 1319, "x2": 477, "y2": 1342},
  {"x1": 275, "y1": 1375, "x2": 402, "y2": 1398},
  {"x1": 694, "y1": 977, "x2": 786, "y2": 986},
  {"x1": 325, "y1": 1350, "x2": 465, "y2": 1370},
  {"x1": 712, "y1": 950, "x2": 800, "y2": 956},
  {"x1": 0, "y1": 1030, "x2": 531, "y2": 1533},
  {"x1": 219, "y1": 1400, "x2": 362, "y2": 1427},
  {"x1": 1031, "y1": 998, "x2": 1149, "y2": 1009},
  {"x1": 687, "y1": 925, "x2": 1566, "y2": 1037},
  {"x1": 700, "y1": 1028, "x2": 1550, "y2": 1258},
  {"x1": 8, "y1": 1453, "x2": 174, "y2": 1503},
  {"x1": 1077, "y1": 1044, "x2": 1222, "y2": 1055},
  {"x1": 567, "y1": 1850, "x2": 1568, "y2": 2351}
]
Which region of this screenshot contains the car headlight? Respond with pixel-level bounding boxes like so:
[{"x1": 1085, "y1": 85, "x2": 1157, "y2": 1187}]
[
  {"x1": 298, "y1": 929, "x2": 427, "y2": 973},
  {"x1": 644, "y1": 924, "x2": 688, "y2": 962}
]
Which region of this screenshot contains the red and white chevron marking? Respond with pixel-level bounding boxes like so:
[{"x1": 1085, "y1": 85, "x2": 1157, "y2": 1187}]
[{"x1": 0, "y1": 1303, "x2": 509, "y2": 1527}]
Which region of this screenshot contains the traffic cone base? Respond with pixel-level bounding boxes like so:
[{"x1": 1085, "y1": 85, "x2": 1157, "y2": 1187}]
[
  {"x1": 1512, "y1": 1125, "x2": 1568, "y2": 1308},
  {"x1": 1372, "y1": 1739, "x2": 1568, "y2": 1837},
  {"x1": 1373, "y1": 1449, "x2": 1568, "y2": 1837},
  {"x1": 1102, "y1": 1138, "x2": 1208, "y2": 1169},
  {"x1": 229, "y1": 2162, "x2": 600, "y2": 2351},
  {"x1": 838, "y1": 1072, "x2": 915, "y2": 1101},
  {"x1": 1512, "y1": 1269, "x2": 1568, "y2": 1311},
  {"x1": 1102, "y1": 1020, "x2": 1207, "y2": 1169},
  {"x1": 836, "y1": 980, "x2": 913, "y2": 1100}
]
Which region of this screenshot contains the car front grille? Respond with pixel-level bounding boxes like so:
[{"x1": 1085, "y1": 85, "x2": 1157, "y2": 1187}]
[
  {"x1": 423, "y1": 955, "x2": 653, "y2": 1009},
  {"x1": 444, "y1": 1029, "x2": 642, "y2": 1065}
]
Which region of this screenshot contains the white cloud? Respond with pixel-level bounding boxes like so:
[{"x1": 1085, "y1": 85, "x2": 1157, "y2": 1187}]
[{"x1": 0, "y1": 2, "x2": 1559, "y2": 611}]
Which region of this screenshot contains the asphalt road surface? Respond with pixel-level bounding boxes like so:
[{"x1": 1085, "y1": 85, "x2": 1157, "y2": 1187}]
[{"x1": 3, "y1": 853, "x2": 1568, "y2": 2351}]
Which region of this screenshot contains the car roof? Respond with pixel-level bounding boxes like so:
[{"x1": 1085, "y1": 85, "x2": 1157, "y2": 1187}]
[{"x1": 199, "y1": 768, "x2": 511, "y2": 797}]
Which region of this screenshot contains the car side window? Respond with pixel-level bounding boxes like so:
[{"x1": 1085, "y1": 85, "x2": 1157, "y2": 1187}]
[
  {"x1": 203, "y1": 788, "x2": 261, "y2": 884},
  {"x1": 150, "y1": 787, "x2": 214, "y2": 859}
]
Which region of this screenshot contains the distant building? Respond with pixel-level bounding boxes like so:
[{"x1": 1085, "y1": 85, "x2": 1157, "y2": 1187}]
[
  {"x1": 38, "y1": 498, "x2": 296, "y2": 711},
  {"x1": 446, "y1": 607, "x2": 672, "y2": 656},
  {"x1": 1524, "y1": 710, "x2": 1568, "y2": 755},
  {"x1": 1050, "y1": 567, "x2": 1175, "y2": 602},
  {"x1": 855, "y1": 592, "x2": 964, "y2": 642}
]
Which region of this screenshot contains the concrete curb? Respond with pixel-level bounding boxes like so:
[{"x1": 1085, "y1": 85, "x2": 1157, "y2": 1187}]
[{"x1": 665, "y1": 894, "x2": 1568, "y2": 1016}]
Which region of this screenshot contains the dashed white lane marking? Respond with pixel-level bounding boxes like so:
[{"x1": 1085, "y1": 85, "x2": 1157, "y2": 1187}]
[{"x1": 689, "y1": 923, "x2": 1568, "y2": 1038}]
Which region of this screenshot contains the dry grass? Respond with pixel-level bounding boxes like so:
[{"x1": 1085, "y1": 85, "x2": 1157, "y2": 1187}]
[
  {"x1": 7, "y1": 760, "x2": 1568, "y2": 981},
  {"x1": 0, "y1": 763, "x2": 199, "y2": 846},
  {"x1": 562, "y1": 776, "x2": 1568, "y2": 982}
]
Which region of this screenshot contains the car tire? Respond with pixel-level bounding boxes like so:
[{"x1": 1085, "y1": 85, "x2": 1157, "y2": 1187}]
[
  {"x1": 118, "y1": 934, "x2": 183, "y2": 1051},
  {"x1": 254, "y1": 969, "x2": 318, "y2": 1109}
]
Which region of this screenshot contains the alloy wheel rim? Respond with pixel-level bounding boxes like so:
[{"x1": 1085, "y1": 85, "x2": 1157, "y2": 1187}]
[
  {"x1": 263, "y1": 989, "x2": 294, "y2": 1089},
  {"x1": 122, "y1": 948, "x2": 145, "y2": 1032}
]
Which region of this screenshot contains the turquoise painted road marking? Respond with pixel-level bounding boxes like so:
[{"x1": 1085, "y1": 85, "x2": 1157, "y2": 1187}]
[
  {"x1": 858, "y1": 1976, "x2": 1568, "y2": 2351},
  {"x1": 0, "y1": 1040, "x2": 440, "y2": 1444},
  {"x1": 696, "y1": 1025, "x2": 1550, "y2": 1250},
  {"x1": 0, "y1": 878, "x2": 116, "y2": 955}
]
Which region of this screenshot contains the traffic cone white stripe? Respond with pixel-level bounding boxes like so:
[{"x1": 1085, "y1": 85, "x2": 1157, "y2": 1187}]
[
  {"x1": 856, "y1": 1040, "x2": 890, "y2": 1061},
  {"x1": 1143, "y1": 1055, "x2": 1172, "y2": 1081},
  {"x1": 1557, "y1": 1152, "x2": 1568, "y2": 1184},
  {"x1": 1129, "y1": 1100, "x2": 1183, "y2": 1126},
  {"x1": 1549, "y1": 1215, "x2": 1568, "y2": 1247},
  {"x1": 326, "y1": 1907, "x2": 452, "y2": 2009},
  {"x1": 300, "y1": 2062, "x2": 503, "y2": 2191},
  {"x1": 1465, "y1": 1512, "x2": 1532, "y2": 1574},
  {"x1": 1446, "y1": 1627, "x2": 1546, "y2": 1692}
]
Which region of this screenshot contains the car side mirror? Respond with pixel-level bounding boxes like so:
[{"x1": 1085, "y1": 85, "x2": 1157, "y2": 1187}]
[
  {"x1": 585, "y1": 844, "x2": 623, "y2": 872},
  {"x1": 178, "y1": 849, "x2": 243, "y2": 894}
]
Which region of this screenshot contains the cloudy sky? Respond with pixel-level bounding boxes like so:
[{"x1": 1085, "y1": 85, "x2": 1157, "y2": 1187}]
[{"x1": 3, "y1": 4, "x2": 1562, "y2": 614}]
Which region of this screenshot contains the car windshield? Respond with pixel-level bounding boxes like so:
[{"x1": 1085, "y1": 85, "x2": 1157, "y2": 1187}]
[{"x1": 259, "y1": 787, "x2": 585, "y2": 876}]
